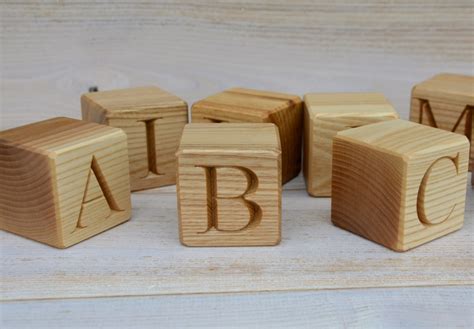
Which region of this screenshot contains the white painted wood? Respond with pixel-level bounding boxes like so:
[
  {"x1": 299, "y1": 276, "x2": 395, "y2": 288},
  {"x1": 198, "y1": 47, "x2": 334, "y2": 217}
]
[
  {"x1": 1, "y1": 286, "x2": 472, "y2": 329},
  {"x1": 1, "y1": 1, "x2": 473, "y2": 129},
  {"x1": 1, "y1": 175, "x2": 472, "y2": 301}
]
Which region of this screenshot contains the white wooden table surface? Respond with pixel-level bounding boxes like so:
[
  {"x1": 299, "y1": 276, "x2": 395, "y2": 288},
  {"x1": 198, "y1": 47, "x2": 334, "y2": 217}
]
[{"x1": 1, "y1": 1, "x2": 473, "y2": 328}]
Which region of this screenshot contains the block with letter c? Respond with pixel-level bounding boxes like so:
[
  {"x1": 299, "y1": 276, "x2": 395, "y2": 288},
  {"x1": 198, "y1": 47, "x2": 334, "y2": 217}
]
[
  {"x1": 331, "y1": 119, "x2": 470, "y2": 251},
  {"x1": 176, "y1": 123, "x2": 282, "y2": 247}
]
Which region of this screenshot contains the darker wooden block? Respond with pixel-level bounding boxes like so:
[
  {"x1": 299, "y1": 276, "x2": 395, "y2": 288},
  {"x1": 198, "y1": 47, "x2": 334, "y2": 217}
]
[{"x1": 191, "y1": 88, "x2": 302, "y2": 184}]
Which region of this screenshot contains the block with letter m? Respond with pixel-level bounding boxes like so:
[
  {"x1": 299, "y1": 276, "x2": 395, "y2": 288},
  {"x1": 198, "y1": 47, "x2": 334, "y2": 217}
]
[{"x1": 410, "y1": 73, "x2": 473, "y2": 178}]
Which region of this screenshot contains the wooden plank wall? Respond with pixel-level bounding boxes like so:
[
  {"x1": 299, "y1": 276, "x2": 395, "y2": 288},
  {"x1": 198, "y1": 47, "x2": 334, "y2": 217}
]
[{"x1": 1, "y1": 1, "x2": 473, "y2": 129}]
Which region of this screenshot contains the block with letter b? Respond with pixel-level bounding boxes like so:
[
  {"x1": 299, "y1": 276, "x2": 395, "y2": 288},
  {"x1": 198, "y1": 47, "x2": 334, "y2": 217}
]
[
  {"x1": 332, "y1": 119, "x2": 470, "y2": 251},
  {"x1": 0, "y1": 117, "x2": 131, "y2": 248},
  {"x1": 82, "y1": 86, "x2": 188, "y2": 191},
  {"x1": 176, "y1": 123, "x2": 281, "y2": 247},
  {"x1": 410, "y1": 73, "x2": 473, "y2": 175}
]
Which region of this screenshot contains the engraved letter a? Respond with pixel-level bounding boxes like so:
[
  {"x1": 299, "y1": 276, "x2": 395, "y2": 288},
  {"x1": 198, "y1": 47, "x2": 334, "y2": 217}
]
[
  {"x1": 196, "y1": 166, "x2": 262, "y2": 233},
  {"x1": 75, "y1": 156, "x2": 123, "y2": 230}
]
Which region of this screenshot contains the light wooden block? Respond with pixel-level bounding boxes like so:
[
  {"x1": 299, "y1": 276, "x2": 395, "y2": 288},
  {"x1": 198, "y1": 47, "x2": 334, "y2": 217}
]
[
  {"x1": 82, "y1": 86, "x2": 188, "y2": 191},
  {"x1": 332, "y1": 119, "x2": 470, "y2": 252},
  {"x1": 303, "y1": 93, "x2": 399, "y2": 197},
  {"x1": 410, "y1": 73, "x2": 473, "y2": 175},
  {"x1": 176, "y1": 123, "x2": 281, "y2": 247},
  {"x1": 191, "y1": 88, "x2": 302, "y2": 184},
  {"x1": 0, "y1": 117, "x2": 131, "y2": 248}
]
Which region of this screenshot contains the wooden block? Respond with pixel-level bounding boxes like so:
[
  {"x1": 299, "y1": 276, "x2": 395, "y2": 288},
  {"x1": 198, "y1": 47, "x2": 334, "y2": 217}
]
[
  {"x1": 82, "y1": 86, "x2": 188, "y2": 191},
  {"x1": 332, "y1": 119, "x2": 470, "y2": 252},
  {"x1": 191, "y1": 88, "x2": 302, "y2": 184},
  {"x1": 176, "y1": 123, "x2": 281, "y2": 247},
  {"x1": 410, "y1": 73, "x2": 474, "y2": 175},
  {"x1": 303, "y1": 93, "x2": 399, "y2": 197},
  {"x1": 0, "y1": 117, "x2": 132, "y2": 248}
]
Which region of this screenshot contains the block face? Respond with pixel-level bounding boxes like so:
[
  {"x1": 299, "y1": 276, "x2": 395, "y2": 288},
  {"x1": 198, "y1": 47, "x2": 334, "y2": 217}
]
[
  {"x1": 410, "y1": 74, "x2": 474, "y2": 173},
  {"x1": 332, "y1": 136, "x2": 405, "y2": 250},
  {"x1": 0, "y1": 143, "x2": 59, "y2": 247},
  {"x1": 105, "y1": 108, "x2": 188, "y2": 191},
  {"x1": 0, "y1": 117, "x2": 132, "y2": 248},
  {"x1": 191, "y1": 88, "x2": 302, "y2": 184},
  {"x1": 54, "y1": 129, "x2": 132, "y2": 248},
  {"x1": 177, "y1": 123, "x2": 281, "y2": 247},
  {"x1": 82, "y1": 86, "x2": 188, "y2": 191},
  {"x1": 304, "y1": 93, "x2": 398, "y2": 197},
  {"x1": 402, "y1": 145, "x2": 468, "y2": 250},
  {"x1": 332, "y1": 120, "x2": 469, "y2": 251}
]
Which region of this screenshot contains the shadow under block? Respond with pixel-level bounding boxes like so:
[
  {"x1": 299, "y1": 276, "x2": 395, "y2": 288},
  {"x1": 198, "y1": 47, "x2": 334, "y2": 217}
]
[
  {"x1": 191, "y1": 88, "x2": 302, "y2": 184},
  {"x1": 176, "y1": 123, "x2": 282, "y2": 247},
  {"x1": 81, "y1": 86, "x2": 188, "y2": 191},
  {"x1": 410, "y1": 73, "x2": 474, "y2": 174},
  {"x1": 331, "y1": 119, "x2": 470, "y2": 252},
  {"x1": 303, "y1": 93, "x2": 399, "y2": 197},
  {"x1": 0, "y1": 117, "x2": 132, "y2": 248}
]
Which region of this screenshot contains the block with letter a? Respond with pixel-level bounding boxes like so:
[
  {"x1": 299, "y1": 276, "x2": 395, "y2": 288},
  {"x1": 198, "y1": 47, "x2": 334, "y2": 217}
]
[
  {"x1": 331, "y1": 120, "x2": 470, "y2": 251},
  {"x1": 81, "y1": 86, "x2": 188, "y2": 191},
  {"x1": 410, "y1": 73, "x2": 473, "y2": 180},
  {"x1": 0, "y1": 117, "x2": 131, "y2": 248},
  {"x1": 176, "y1": 123, "x2": 282, "y2": 247}
]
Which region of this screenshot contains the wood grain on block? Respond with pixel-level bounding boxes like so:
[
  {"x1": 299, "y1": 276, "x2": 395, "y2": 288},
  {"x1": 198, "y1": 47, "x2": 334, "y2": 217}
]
[
  {"x1": 176, "y1": 123, "x2": 281, "y2": 247},
  {"x1": 82, "y1": 86, "x2": 188, "y2": 191},
  {"x1": 410, "y1": 74, "x2": 474, "y2": 175},
  {"x1": 0, "y1": 117, "x2": 131, "y2": 248},
  {"x1": 303, "y1": 93, "x2": 398, "y2": 197},
  {"x1": 191, "y1": 88, "x2": 302, "y2": 184},
  {"x1": 332, "y1": 119, "x2": 470, "y2": 252}
]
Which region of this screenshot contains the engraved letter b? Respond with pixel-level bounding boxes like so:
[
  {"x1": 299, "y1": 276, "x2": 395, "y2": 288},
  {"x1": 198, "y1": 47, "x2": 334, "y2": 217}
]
[{"x1": 196, "y1": 166, "x2": 262, "y2": 233}]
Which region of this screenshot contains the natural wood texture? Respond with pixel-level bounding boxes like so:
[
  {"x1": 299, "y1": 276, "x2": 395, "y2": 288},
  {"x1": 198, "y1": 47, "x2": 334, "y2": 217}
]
[
  {"x1": 176, "y1": 123, "x2": 281, "y2": 246},
  {"x1": 410, "y1": 74, "x2": 474, "y2": 175},
  {"x1": 332, "y1": 119, "x2": 470, "y2": 252},
  {"x1": 0, "y1": 117, "x2": 131, "y2": 248},
  {"x1": 303, "y1": 93, "x2": 398, "y2": 197},
  {"x1": 191, "y1": 88, "x2": 302, "y2": 184},
  {"x1": 2, "y1": 286, "x2": 472, "y2": 329},
  {"x1": 81, "y1": 86, "x2": 188, "y2": 191}
]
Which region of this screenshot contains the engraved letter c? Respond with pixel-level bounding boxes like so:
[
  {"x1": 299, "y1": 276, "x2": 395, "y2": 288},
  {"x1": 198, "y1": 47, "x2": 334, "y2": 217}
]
[{"x1": 417, "y1": 154, "x2": 460, "y2": 225}]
